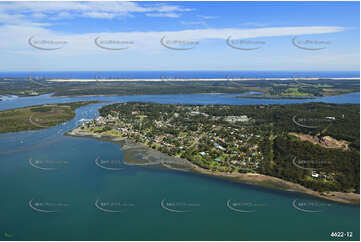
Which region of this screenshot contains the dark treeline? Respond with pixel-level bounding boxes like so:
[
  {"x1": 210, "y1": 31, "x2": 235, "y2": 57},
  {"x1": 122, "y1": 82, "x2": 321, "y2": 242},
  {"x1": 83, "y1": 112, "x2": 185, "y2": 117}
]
[{"x1": 264, "y1": 135, "x2": 360, "y2": 193}]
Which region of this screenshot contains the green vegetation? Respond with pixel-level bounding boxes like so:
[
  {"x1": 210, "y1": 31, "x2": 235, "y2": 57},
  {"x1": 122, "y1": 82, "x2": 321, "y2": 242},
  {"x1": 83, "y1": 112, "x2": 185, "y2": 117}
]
[
  {"x1": 0, "y1": 101, "x2": 98, "y2": 133},
  {"x1": 0, "y1": 78, "x2": 248, "y2": 97},
  {"x1": 240, "y1": 95, "x2": 311, "y2": 99},
  {"x1": 240, "y1": 78, "x2": 359, "y2": 97},
  {"x1": 0, "y1": 77, "x2": 358, "y2": 98},
  {"x1": 82, "y1": 102, "x2": 359, "y2": 194},
  {"x1": 30, "y1": 106, "x2": 53, "y2": 112},
  {"x1": 268, "y1": 135, "x2": 359, "y2": 193}
]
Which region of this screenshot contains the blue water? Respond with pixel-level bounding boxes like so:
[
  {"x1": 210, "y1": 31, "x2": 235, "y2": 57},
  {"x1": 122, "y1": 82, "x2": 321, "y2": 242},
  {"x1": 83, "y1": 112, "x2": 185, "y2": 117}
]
[
  {"x1": 0, "y1": 92, "x2": 359, "y2": 240},
  {"x1": 0, "y1": 92, "x2": 359, "y2": 112}
]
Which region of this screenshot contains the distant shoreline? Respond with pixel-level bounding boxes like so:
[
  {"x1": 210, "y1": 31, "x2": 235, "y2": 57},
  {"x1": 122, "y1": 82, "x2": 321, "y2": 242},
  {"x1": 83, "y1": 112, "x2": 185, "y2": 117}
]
[
  {"x1": 47, "y1": 77, "x2": 360, "y2": 82},
  {"x1": 67, "y1": 127, "x2": 360, "y2": 205},
  {"x1": 238, "y1": 95, "x2": 314, "y2": 99}
]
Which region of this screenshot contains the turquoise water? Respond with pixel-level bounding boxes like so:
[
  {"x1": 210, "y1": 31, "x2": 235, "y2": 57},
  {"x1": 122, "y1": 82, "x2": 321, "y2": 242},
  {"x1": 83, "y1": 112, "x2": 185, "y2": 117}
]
[{"x1": 0, "y1": 93, "x2": 359, "y2": 241}]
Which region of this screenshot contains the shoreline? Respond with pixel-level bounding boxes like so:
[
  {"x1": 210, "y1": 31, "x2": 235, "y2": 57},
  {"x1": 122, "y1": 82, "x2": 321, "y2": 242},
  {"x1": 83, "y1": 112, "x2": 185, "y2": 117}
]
[
  {"x1": 238, "y1": 95, "x2": 314, "y2": 99},
  {"x1": 67, "y1": 127, "x2": 360, "y2": 205},
  {"x1": 1, "y1": 90, "x2": 359, "y2": 101}
]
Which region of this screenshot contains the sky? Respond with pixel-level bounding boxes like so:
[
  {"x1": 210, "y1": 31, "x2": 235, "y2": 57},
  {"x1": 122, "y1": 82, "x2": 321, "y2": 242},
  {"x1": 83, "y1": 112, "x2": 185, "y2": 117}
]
[{"x1": 0, "y1": 1, "x2": 359, "y2": 72}]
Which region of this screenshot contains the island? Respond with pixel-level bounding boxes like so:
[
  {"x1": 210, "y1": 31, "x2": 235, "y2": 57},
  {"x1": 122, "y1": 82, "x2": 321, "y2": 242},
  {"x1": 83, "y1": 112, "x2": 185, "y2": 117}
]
[
  {"x1": 68, "y1": 102, "x2": 360, "y2": 204},
  {"x1": 0, "y1": 101, "x2": 99, "y2": 133}
]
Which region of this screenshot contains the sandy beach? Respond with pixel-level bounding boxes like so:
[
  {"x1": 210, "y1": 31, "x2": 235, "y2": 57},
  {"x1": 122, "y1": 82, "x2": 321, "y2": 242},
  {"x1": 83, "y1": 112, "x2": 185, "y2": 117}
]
[{"x1": 67, "y1": 127, "x2": 360, "y2": 205}]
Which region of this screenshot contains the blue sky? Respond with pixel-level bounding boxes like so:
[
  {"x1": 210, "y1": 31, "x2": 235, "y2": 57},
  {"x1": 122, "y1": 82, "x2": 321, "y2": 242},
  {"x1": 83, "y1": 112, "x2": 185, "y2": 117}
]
[{"x1": 0, "y1": 1, "x2": 359, "y2": 71}]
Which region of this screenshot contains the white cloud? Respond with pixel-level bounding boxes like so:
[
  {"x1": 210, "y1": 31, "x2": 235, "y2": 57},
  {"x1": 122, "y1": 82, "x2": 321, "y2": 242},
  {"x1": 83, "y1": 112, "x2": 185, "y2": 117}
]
[
  {"x1": 31, "y1": 13, "x2": 47, "y2": 19},
  {"x1": 0, "y1": 25, "x2": 346, "y2": 55},
  {"x1": 180, "y1": 21, "x2": 207, "y2": 25},
  {"x1": 197, "y1": 15, "x2": 218, "y2": 20},
  {"x1": 0, "y1": 19, "x2": 354, "y2": 71},
  {"x1": 149, "y1": 4, "x2": 193, "y2": 13},
  {"x1": 239, "y1": 22, "x2": 268, "y2": 27},
  {"x1": 141, "y1": 26, "x2": 345, "y2": 41},
  {"x1": 0, "y1": 2, "x2": 356, "y2": 71},
  {"x1": 83, "y1": 12, "x2": 118, "y2": 19},
  {"x1": 145, "y1": 13, "x2": 179, "y2": 18},
  {"x1": 0, "y1": 12, "x2": 26, "y2": 24},
  {"x1": 0, "y1": 1, "x2": 193, "y2": 23},
  {"x1": 48, "y1": 12, "x2": 73, "y2": 21}
]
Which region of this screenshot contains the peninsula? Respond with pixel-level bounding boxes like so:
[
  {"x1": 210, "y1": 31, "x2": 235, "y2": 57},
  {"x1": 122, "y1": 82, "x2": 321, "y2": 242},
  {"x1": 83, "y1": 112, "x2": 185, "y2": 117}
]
[
  {"x1": 68, "y1": 102, "x2": 360, "y2": 204},
  {"x1": 0, "y1": 101, "x2": 98, "y2": 133}
]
